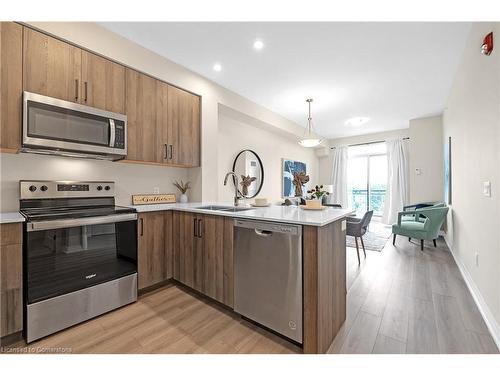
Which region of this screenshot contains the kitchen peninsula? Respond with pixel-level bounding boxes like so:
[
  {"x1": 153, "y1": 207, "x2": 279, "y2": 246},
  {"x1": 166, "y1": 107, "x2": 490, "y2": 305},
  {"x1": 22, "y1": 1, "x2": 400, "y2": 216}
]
[{"x1": 129, "y1": 202, "x2": 352, "y2": 354}]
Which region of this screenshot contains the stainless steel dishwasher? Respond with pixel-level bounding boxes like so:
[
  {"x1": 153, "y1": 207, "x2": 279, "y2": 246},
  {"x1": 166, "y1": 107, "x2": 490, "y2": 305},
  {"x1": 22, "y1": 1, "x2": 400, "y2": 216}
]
[{"x1": 234, "y1": 219, "x2": 302, "y2": 343}]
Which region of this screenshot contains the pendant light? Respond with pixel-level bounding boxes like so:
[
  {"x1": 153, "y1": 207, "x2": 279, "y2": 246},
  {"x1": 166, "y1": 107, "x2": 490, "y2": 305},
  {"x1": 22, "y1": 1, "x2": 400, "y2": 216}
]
[{"x1": 298, "y1": 98, "x2": 323, "y2": 148}]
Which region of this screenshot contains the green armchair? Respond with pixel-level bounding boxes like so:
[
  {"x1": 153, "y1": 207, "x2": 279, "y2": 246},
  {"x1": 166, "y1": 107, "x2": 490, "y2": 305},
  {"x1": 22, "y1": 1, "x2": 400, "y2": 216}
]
[{"x1": 392, "y1": 205, "x2": 449, "y2": 251}]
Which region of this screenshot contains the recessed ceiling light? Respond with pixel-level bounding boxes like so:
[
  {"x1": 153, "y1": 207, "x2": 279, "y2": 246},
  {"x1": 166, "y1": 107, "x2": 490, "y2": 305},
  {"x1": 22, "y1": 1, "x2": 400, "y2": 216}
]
[
  {"x1": 345, "y1": 117, "x2": 370, "y2": 127},
  {"x1": 213, "y1": 63, "x2": 222, "y2": 72},
  {"x1": 253, "y1": 39, "x2": 264, "y2": 50}
]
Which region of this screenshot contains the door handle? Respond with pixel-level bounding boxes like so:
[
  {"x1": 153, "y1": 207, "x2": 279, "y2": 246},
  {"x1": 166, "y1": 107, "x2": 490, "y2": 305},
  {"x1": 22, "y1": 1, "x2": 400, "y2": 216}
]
[
  {"x1": 140, "y1": 218, "x2": 144, "y2": 237},
  {"x1": 254, "y1": 229, "x2": 273, "y2": 237},
  {"x1": 164, "y1": 144, "x2": 168, "y2": 159},
  {"x1": 193, "y1": 217, "x2": 198, "y2": 237},
  {"x1": 75, "y1": 79, "x2": 79, "y2": 101},
  {"x1": 84, "y1": 81, "x2": 88, "y2": 102},
  {"x1": 109, "y1": 119, "x2": 116, "y2": 147},
  {"x1": 169, "y1": 145, "x2": 174, "y2": 160},
  {"x1": 198, "y1": 219, "x2": 203, "y2": 238}
]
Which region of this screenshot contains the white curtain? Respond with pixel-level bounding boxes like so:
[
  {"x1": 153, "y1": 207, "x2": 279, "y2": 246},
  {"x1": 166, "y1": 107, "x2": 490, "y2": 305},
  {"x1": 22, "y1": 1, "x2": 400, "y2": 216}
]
[
  {"x1": 382, "y1": 139, "x2": 409, "y2": 224},
  {"x1": 330, "y1": 146, "x2": 348, "y2": 207}
]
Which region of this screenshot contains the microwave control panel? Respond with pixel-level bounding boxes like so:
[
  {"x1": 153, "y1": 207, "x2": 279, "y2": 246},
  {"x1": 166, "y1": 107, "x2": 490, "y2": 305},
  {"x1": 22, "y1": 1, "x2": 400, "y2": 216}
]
[{"x1": 114, "y1": 121, "x2": 125, "y2": 149}]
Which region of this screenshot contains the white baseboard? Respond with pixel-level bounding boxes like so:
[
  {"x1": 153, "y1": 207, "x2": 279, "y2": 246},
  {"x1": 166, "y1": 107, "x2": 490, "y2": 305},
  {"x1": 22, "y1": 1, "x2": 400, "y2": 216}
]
[{"x1": 443, "y1": 235, "x2": 500, "y2": 350}]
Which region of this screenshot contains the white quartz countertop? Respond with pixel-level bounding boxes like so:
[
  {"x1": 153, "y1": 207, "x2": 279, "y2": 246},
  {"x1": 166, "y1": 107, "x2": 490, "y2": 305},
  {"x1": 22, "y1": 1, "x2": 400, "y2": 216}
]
[
  {"x1": 128, "y1": 202, "x2": 354, "y2": 227},
  {"x1": 0, "y1": 212, "x2": 25, "y2": 224}
]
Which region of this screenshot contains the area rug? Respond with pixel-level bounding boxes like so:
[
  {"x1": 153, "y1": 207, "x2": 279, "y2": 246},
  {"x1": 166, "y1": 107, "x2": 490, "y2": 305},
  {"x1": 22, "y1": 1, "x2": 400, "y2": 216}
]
[{"x1": 346, "y1": 225, "x2": 392, "y2": 252}]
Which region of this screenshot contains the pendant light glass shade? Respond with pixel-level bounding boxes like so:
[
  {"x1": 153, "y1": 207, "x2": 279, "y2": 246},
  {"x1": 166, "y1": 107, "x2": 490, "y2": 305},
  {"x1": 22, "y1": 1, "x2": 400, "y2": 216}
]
[{"x1": 298, "y1": 98, "x2": 323, "y2": 148}]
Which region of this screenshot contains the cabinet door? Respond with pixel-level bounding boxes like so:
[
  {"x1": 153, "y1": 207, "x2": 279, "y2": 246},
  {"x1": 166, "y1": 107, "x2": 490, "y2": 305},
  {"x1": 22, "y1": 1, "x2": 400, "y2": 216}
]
[
  {"x1": 199, "y1": 214, "x2": 224, "y2": 302},
  {"x1": 156, "y1": 80, "x2": 170, "y2": 163},
  {"x1": 0, "y1": 223, "x2": 23, "y2": 337},
  {"x1": 23, "y1": 27, "x2": 82, "y2": 103},
  {"x1": 125, "y1": 69, "x2": 157, "y2": 162},
  {"x1": 167, "y1": 85, "x2": 200, "y2": 166},
  {"x1": 0, "y1": 22, "x2": 23, "y2": 151},
  {"x1": 164, "y1": 211, "x2": 173, "y2": 279},
  {"x1": 81, "y1": 51, "x2": 125, "y2": 113},
  {"x1": 173, "y1": 211, "x2": 196, "y2": 288},
  {"x1": 137, "y1": 212, "x2": 165, "y2": 290}
]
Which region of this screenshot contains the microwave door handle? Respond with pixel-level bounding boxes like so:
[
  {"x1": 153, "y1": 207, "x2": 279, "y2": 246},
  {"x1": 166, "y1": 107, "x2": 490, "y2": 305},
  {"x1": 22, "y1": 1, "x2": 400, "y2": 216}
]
[{"x1": 109, "y1": 119, "x2": 116, "y2": 147}]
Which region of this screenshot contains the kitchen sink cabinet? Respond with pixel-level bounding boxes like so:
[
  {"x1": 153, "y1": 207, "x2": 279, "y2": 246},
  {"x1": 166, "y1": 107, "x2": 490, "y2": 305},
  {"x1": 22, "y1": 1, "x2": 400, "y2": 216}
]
[
  {"x1": 0, "y1": 22, "x2": 23, "y2": 152},
  {"x1": 172, "y1": 211, "x2": 233, "y2": 307},
  {"x1": 0, "y1": 223, "x2": 23, "y2": 339},
  {"x1": 137, "y1": 212, "x2": 167, "y2": 290},
  {"x1": 81, "y1": 51, "x2": 125, "y2": 113}
]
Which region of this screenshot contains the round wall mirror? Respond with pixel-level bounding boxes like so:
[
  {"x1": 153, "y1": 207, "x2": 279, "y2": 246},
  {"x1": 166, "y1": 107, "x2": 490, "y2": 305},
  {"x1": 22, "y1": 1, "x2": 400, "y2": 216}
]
[{"x1": 232, "y1": 149, "x2": 264, "y2": 198}]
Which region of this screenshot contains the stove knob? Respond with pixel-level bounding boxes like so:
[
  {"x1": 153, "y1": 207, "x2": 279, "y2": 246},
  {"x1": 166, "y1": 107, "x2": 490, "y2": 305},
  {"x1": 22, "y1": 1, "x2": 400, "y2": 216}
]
[
  {"x1": 97, "y1": 185, "x2": 103, "y2": 191},
  {"x1": 40, "y1": 185, "x2": 48, "y2": 192},
  {"x1": 104, "y1": 185, "x2": 111, "y2": 191},
  {"x1": 29, "y1": 185, "x2": 37, "y2": 192}
]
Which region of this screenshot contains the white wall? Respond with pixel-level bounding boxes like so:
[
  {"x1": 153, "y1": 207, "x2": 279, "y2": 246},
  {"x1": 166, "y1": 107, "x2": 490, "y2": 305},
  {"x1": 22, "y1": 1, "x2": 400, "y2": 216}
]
[
  {"x1": 409, "y1": 115, "x2": 444, "y2": 204},
  {"x1": 217, "y1": 109, "x2": 319, "y2": 204},
  {"x1": 16, "y1": 22, "x2": 314, "y2": 205},
  {"x1": 443, "y1": 22, "x2": 500, "y2": 344},
  {"x1": 0, "y1": 153, "x2": 189, "y2": 211}
]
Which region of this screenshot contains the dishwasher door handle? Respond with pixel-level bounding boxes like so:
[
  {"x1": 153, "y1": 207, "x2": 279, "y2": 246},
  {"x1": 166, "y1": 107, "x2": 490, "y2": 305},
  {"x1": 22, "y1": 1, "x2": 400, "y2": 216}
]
[{"x1": 254, "y1": 229, "x2": 273, "y2": 237}]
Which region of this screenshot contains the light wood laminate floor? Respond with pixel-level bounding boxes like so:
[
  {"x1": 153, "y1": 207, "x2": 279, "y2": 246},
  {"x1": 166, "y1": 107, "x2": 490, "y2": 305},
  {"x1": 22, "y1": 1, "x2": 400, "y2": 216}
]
[{"x1": 8, "y1": 235, "x2": 498, "y2": 354}]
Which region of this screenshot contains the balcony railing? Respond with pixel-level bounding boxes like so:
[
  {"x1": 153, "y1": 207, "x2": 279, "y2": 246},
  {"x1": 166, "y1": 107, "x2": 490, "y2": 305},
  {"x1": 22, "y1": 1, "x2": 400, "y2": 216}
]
[{"x1": 349, "y1": 188, "x2": 386, "y2": 216}]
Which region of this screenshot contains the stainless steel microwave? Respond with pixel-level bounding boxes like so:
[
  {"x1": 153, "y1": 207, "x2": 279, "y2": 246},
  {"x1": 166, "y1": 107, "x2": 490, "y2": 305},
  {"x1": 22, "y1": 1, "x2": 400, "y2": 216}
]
[{"x1": 22, "y1": 91, "x2": 127, "y2": 160}]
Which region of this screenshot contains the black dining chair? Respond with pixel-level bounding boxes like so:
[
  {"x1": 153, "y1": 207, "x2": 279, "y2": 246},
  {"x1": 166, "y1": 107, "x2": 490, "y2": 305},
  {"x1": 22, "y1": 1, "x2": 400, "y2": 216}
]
[{"x1": 346, "y1": 210, "x2": 374, "y2": 264}]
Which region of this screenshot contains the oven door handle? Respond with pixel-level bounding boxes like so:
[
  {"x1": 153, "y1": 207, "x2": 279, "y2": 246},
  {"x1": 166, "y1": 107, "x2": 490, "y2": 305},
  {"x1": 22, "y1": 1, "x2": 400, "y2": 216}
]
[{"x1": 27, "y1": 213, "x2": 138, "y2": 232}]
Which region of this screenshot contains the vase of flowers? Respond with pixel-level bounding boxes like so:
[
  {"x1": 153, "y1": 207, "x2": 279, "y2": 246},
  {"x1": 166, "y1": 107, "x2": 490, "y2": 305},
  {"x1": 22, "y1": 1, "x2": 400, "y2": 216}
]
[
  {"x1": 307, "y1": 185, "x2": 330, "y2": 201},
  {"x1": 173, "y1": 180, "x2": 191, "y2": 203}
]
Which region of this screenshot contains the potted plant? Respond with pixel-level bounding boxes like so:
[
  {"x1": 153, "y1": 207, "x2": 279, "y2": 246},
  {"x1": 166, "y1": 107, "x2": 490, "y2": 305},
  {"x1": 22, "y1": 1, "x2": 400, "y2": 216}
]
[
  {"x1": 307, "y1": 185, "x2": 330, "y2": 203},
  {"x1": 173, "y1": 180, "x2": 191, "y2": 203}
]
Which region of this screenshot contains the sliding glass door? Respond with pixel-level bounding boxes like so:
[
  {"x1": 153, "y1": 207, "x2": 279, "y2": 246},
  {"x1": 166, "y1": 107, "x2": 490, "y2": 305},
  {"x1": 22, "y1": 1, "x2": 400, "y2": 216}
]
[{"x1": 347, "y1": 143, "x2": 387, "y2": 216}]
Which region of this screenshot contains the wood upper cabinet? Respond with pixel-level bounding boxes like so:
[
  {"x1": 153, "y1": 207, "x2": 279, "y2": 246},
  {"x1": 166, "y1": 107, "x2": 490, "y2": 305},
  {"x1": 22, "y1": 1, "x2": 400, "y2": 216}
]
[
  {"x1": 126, "y1": 69, "x2": 157, "y2": 163},
  {"x1": 0, "y1": 22, "x2": 23, "y2": 151},
  {"x1": 23, "y1": 27, "x2": 82, "y2": 103},
  {"x1": 137, "y1": 212, "x2": 166, "y2": 290},
  {"x1": 167, "y1": 85, "x2": 200, "y2": 167},
  {"x1": 173, "y1": 211, "x2": 233, "y2": 307},
  {"x1": 81, "y1": 51, "x2": 125, "y2": 113},
  {"x1": 0, "y1": 223, "x2": 23, "y2": 338}
]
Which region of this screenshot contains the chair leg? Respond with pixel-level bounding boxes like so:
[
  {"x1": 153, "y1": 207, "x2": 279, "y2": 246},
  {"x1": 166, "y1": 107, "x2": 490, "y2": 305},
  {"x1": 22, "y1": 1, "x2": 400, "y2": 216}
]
[
  {"x1": 360, "y1": 236, "x2": 366, "y2": 258},
  {"x1": 420, "y1": 239, "x2": 424, "y2": 251},
  {"x1": 409, "y1": 237, "x2": 411, "y2": 241},
  {"x1": 433, "y1": 239, "x2": 437, "y2": 247},
  {"x1": 355, "y1": 237, "x2": 360, "y2": 265},
  {"x1": 393, "y1": 233, "x2": 396, "y2": 245}
]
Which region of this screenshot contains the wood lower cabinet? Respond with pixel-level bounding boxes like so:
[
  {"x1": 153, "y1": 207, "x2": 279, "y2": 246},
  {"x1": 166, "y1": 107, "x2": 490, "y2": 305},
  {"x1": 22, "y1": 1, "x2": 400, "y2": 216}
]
[
  {"x1": 0, "y1": 22, "x2": 23, "y2": 151},
  {"x1": 0, "y1": 223, "x2": 23, "y2": 338},
  {"x1": 81, "y1": 51, "x2": 125, "y2": 113},
  {"x1": 137, "y1": 212, "x2": 167, "y2": 290},
  {"x1": 23, "y1": 27, "x2": 82, "y2": 103},
  {"x1": 173, "y1": 211, "x2": 233, "y2": 307}
]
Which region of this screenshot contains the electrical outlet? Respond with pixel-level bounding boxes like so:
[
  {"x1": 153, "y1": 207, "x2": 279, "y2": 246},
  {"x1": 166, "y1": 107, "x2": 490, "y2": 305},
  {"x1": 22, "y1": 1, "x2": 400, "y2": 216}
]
[
  {"x1": 475, "y1": 252, "x2": 479, "y2": 267},
  {"x1": 153, "y1": 187, "x2": 160, "y2": 194}
]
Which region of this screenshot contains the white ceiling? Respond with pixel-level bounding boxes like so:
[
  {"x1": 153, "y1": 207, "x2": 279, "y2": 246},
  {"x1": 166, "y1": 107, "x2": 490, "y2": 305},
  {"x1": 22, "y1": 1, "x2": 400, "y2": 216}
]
[{"x1": 100, "y1": 22, "x2": 471, "y2": 139}]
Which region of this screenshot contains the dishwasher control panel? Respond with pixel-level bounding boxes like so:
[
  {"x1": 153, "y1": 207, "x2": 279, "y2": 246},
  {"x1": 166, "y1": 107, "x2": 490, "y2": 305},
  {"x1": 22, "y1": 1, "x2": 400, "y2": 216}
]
[{"x1": 234, "y1": 219, "x2": 301, "y2": 236}]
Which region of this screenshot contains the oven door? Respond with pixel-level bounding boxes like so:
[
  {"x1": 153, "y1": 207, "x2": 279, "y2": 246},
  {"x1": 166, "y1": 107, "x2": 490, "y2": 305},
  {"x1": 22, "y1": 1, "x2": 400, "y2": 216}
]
[
  {"x1": 25, "y1": 214, "x2": 137, "y2": 304},
  {"x1": 23, "y1": 91, "x2": 127, "y2": 157}
]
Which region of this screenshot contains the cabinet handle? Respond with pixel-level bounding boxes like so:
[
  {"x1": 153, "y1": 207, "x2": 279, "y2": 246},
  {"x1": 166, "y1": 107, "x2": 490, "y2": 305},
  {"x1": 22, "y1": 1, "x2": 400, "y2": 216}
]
[
  {"x1": 169, "y1": 145, "x2": 174, "y2": 160},
  {"x1": 198, "y1": 219, "x2": 203, "y2": 238},
  {"x1": 75, "y1": 79, "x2": 79, "y2": 101},
  {"x1": 164, "y1": 144, "x2": 168, "y2": 159},
  {"x1": 84, "y1": 81, "x2": 88, "y2": 102},
  {"x1": 140, "y1": 218, "x2": 144, "y2": 236},
  {"x1": 193, "y1": 217, "x2": 198, "y2": 237}
]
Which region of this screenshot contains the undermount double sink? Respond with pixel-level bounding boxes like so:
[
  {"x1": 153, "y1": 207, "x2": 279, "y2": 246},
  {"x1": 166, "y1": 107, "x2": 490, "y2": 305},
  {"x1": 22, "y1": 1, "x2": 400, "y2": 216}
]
[{"x1": 195, "y1": 205, "x2": 254, "y2": 212}]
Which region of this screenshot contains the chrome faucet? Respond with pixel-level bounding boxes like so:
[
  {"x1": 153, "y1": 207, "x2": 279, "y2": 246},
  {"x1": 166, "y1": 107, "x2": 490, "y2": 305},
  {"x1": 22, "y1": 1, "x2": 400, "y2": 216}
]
[{"x1": 224, "y1": 172, "x2": 242, "y2": 206}]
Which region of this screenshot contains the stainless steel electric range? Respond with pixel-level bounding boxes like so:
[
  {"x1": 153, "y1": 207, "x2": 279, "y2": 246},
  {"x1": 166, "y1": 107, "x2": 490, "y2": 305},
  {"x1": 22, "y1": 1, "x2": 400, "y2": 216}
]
[{"x1": 20, "y1": 180, "x2": 138, "y2": 343}]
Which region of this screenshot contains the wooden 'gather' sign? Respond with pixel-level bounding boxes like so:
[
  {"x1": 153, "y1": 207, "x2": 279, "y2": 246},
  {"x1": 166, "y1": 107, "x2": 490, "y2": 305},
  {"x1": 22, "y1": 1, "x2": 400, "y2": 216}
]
[{"x1": 132, "y1": 194, "x2": 176, "y2": 205}]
